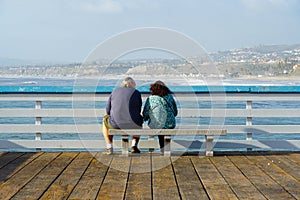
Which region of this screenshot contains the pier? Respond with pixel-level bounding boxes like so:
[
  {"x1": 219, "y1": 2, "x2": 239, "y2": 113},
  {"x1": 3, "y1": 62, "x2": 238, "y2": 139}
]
[
  {"x1": 0, "y1": 152, "x2": 299, "y2": 199},
  {"x1": 0, "y1": 85, "x2": 299, "y2": 199}
]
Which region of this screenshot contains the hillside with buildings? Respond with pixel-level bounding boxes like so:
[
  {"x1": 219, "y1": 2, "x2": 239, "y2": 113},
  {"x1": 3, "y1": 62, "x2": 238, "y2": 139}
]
[
  {"x1": 1, "y1": 44, "x2": 300, "y2": 79},
  {"x1": 211, "y1": 44, "x2": 300, "y2": 78}
]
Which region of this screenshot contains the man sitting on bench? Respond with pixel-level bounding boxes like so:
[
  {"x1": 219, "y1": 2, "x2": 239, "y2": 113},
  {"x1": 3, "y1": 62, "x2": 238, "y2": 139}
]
[{"x1": 102, "y1": 77, "x2": 143, "y2": 155}]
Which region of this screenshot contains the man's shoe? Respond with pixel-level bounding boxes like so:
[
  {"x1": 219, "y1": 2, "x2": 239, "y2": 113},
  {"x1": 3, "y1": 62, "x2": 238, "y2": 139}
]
[
  {"x1": 131, "y1": 146, "x2": 140, "y2": 154},
  {"x1": 104, "y1": 148, "x2": 113, "y2": 155}
]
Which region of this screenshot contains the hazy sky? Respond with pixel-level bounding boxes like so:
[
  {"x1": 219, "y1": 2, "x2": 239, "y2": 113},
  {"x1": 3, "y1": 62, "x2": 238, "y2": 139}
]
[{"x1": 0, "y1": 0, "x2": 299, "y2": 62}]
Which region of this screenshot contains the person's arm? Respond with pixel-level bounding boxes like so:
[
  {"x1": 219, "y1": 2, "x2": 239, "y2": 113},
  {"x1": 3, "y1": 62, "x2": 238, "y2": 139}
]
[
  {"x1": 138, "y1": 91, "x2": 142, "y2": 113},
  {"x1": 171, "y1": 95, "x2": 178, "y2": 117},
  {"x1": 106, "y1": 94, "x2": 112, "y2": 115}
]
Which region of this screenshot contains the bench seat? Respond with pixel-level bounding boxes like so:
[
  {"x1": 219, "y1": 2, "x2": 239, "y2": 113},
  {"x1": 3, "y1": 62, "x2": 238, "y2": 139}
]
[{"x1": 109, "y1": 129, "x2": 227, "y2": 156}]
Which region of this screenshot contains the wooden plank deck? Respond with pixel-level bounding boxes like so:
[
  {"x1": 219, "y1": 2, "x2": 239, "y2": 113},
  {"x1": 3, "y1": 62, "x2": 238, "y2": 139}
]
[{"x1": 0, "y1": 152, "x2": 299, "y2": 200}]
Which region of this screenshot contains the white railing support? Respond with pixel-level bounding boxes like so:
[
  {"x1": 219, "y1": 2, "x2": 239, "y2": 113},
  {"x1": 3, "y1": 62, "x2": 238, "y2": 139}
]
[
  {"x1": 246, "y1": 100, "x2": 253, "y2": 151},
  {"x1": 35, "y1": 101, "x2": 42, "y2": 151},
  {"x1": 246, "y1": 100, "x2": 253, "y2": 141}
]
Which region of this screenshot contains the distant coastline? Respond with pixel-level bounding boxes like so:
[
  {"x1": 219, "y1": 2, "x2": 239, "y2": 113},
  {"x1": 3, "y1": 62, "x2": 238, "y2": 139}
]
[{"x1": 1, "y1": 44, "x2": 299, "y2": 81}]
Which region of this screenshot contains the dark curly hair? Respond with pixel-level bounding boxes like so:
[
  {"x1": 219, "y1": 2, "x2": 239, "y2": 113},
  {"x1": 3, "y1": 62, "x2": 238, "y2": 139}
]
[{"x1": 150, "y1": 81, "x2": 172, "y2": 97}]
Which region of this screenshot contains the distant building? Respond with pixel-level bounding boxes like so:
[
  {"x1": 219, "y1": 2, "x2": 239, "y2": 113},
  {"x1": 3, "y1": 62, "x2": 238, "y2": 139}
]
[{"x1": 293, "y1": 64, "x2": 300, "y2": 72}]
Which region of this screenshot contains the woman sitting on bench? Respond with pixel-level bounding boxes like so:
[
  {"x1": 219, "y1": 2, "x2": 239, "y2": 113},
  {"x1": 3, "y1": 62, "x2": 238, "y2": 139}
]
[{"x1": 143, "y1": 80, "x2": 178, "y2": 154}]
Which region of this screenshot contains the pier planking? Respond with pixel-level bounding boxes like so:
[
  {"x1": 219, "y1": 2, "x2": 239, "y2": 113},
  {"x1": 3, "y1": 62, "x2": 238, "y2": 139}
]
[
  {"x1": 228, "y1": 154, "x2": 296, "y2": 199},
  {"x1": 0, "y1": 153, "x2": 25, "y2": 169},
  {"x1": 125, "y1": 155, "x2": 152, "y2": 199},
  {"x1": 191, "y1": 156, "x2": 239, "y2": 200},
  {"x1": 209, "y1": 155, "x2": 266, "y2": 199},
  {"x1": 68, "y1": 153, "x2": 112, "y2": 199},
  {"x1": 246, "y1": 153, "x2": 299, "y2": 199},
  {"x1": 171, "y1": 156, "x2": 209, "y2": 199},
  {"x1": 287, "y1": 153, "x2": 300, "y2": 164},
  {"x1": 152, "y1": 156, "x2": 180, "y2": 200},
  {"x1": 96, "y1": 155, "x2": 131, "y2": 199},
  {"x1": 0, "y1": 153, "x2": 59, "y2": 200},
  {"x1": 39, "y1": 152, "x2": 93, "y2": 200},
  {"x1": 0, "y1": 152, "x2": 299, "y2": 199},
  {"x1": 11, "y1": 152, "x2": 78, "y2": 200}
]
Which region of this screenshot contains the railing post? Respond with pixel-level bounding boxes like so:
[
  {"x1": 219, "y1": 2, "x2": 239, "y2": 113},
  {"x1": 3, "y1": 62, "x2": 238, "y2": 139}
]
[
  {"x1": 35, "y1": 101, "x2": 42, "y2": 151},
  {"x1": 246, "y1": 100, "x2": 252, "y2": 151},
  {"x1": 246, "y1": 100, "x2": 252, "y2": 140}
]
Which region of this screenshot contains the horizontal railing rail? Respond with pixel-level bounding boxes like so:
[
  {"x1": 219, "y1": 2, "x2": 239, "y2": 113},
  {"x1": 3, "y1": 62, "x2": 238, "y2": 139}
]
[{"x1": 0, "y1": 87, "x2": 300, "y2": 152}]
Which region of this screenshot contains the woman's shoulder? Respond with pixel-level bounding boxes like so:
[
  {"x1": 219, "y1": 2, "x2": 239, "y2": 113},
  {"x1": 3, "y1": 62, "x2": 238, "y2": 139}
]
[
  {"x1": 149, "y1": 95, "x2": 161, "y2": 99},
  {"x1": 149, "y1": 95, "x2": 165, "y2": 101},
  {"x1": 148, "y1": 95, "x2": 167, "y2": 104},
  {"x1": 163, "y1": 94, "x2": 174, "y2": 101}
]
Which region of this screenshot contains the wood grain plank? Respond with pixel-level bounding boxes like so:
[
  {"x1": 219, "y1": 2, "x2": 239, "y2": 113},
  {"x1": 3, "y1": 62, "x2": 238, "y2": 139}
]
[
  {"x1": 286, "y1": 153, "x2": 300, "y2": 164},
  {"x1": 171, "y1": 156, "x2": 209, "y2": 200},
  {"x1": 246, "y1": 153, "x2": 300, "y2": 199},
  {"x1": 152, "y1": 155, "x2": 180, "y2": 200},
  {"x1": 125, "y1": 155, "x2": 152, "y2": 200},
  {"x1": 39, "y1": 152, "x2": 93, "y2": 200},
  {"x1": 0, "y1": 153, "x2": 24, "y2": 169},
  {"x1": 210, "y1": 156, "x2": 266, "y2": 200},
  {"x1": 0, "y1": 153, "x2": 59, "y2": 200},
  {"x1": 10, "y1": 152, "x2": 78, "y2": 200},
  {"x1": 0, "y1": 153, "x2": 298, "y2": 200},
  {"x1": 96, "y1": 155, "x2": 131, "y2": 199},
  {"x1": 191, "y1": 156, "x2": 238, "y2": 200},
  {"x1": 266, "y1": 154, "x2": 300, "y2": 181},
  {"x1": 0, "y1": 153, "x2": 42, "y2": 183},
  {"x1": 68, "y1": 153, "x2": 113, "y2": 200},
  {"x1": 268, "y1": 154, "x2": 300, "y2": 181},
  {"x1": 229, "y1": 154, "x2": 295, "y2": 199}
]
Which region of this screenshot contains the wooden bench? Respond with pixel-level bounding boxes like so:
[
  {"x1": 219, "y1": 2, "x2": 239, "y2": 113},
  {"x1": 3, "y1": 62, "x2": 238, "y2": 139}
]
[{"x1": 109, "y1": 129, "x2": 227, "y2": 156}]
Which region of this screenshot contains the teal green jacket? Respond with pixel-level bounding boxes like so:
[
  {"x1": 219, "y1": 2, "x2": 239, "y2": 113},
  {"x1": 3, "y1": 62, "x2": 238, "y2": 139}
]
[{"x1": 143, "y1": 94, "x2": 178, "y2": 129}]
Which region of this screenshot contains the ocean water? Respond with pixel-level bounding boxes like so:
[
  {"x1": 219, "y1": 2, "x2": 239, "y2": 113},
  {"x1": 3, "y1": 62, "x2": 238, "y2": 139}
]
[
  {"x1": 0, "y1": 77, "x2": 299, "y2": 150},
  {"x1": 1, "y1": 76, "x2": 300, "y2": 86}
]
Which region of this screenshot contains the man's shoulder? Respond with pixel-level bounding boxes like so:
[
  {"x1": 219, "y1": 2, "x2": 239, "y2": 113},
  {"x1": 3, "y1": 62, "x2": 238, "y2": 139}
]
[
  {"x1": 132, "y1": 88, "x2": 141, "y2": 94},
  {"x1": 112, "y1": 87, "x2": 140, "y2": 95}
]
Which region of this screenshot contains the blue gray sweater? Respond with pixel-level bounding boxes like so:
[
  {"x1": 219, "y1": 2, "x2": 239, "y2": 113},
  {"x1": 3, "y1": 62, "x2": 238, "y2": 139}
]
[{"x1": 106, "y1": 87, "x2": 143, "y2": 129}]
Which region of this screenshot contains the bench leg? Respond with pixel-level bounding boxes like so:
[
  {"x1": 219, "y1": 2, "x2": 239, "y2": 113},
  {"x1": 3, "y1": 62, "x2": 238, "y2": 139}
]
[
  {"x1": 122, "y1": 136, "x2": 129, "y2": 156},
  {"x1": 205, "y1": 135, "x2": 214, "y2": 156},
  {"x1": 149, "y1": 135, "x2": 154, "y2": 152},
  {"x1": 164, "y1": 136, "x2": 171, "y2": 156}
]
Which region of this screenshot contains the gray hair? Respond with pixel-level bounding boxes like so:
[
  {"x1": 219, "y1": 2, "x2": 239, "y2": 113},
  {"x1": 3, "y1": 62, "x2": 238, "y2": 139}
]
[{"x1": 121, "y1": 77, "x2": 135, "y2": 88}]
